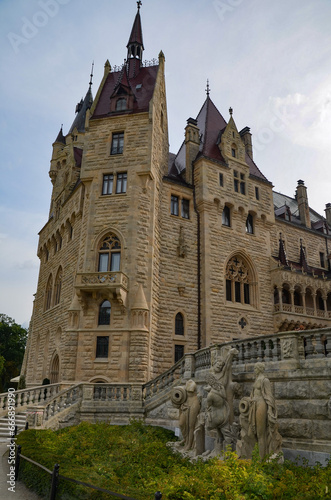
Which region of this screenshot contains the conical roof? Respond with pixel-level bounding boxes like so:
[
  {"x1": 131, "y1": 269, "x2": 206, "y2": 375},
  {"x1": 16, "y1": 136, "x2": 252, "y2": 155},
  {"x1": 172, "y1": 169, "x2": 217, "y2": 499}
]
[
  {"x1": 127, "y1": 7, "x2": 144, "y2": 49},
  {"x1": 54, "y1": 126, "x2": 66, "y2": 144},
  {"x1": 68, "y1": 87, "x2": 93, "y2": 134}
]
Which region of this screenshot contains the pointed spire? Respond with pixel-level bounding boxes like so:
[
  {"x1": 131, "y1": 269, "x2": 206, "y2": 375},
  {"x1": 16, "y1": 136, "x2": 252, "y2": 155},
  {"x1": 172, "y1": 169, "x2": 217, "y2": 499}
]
[
  {"x1": 278, "y1": 233, "x2": 289, "y2": 266},
  {"x1": 68, "y1": 69, "x2": 94, "y2": 134},
  {"x1": 127, "y1": 2, "x2": 144, "y2": 67},
  {"x1": 54, "y1": 125, "x2": 65, "y2": 144}
]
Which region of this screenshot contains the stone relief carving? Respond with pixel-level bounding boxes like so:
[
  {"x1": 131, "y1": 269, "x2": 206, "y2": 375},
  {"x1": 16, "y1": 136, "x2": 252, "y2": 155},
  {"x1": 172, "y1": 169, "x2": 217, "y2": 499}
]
[{"x1": 237, "y1": 362, "x2": 282, "y2": 460}]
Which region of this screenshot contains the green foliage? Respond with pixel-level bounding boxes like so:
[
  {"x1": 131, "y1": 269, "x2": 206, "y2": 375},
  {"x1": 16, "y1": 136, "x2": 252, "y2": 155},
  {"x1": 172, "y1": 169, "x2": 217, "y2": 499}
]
[
  {"x1": 0, "y1": 314, "x2": 28, "y2": 392},
  {"x1": 17, "y1": 422, "x2": 331, "y2": 500}
]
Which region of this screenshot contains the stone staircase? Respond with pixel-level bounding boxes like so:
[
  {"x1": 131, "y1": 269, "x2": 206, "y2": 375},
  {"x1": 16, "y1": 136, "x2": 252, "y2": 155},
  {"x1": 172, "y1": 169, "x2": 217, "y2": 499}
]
[{"x1": 0, "y1": 411, "x2": 27, "y2": 440}]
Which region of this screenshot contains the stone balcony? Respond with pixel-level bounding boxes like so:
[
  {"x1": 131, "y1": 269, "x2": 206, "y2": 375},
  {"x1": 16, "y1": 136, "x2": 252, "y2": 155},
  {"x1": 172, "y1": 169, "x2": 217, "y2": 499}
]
[
  {"x1": 273, "y1": 303, "x2": 331, "y2": 331},
  {"x1": 75, "y1": 271, "x2": 129, "y2": 307}
]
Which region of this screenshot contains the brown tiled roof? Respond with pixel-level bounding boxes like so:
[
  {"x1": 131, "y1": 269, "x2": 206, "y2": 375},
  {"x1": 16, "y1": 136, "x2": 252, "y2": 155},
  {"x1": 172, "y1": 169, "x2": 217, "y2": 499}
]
[{"x1": 92, "y1": 65, "x2": 158, "y2": 119}]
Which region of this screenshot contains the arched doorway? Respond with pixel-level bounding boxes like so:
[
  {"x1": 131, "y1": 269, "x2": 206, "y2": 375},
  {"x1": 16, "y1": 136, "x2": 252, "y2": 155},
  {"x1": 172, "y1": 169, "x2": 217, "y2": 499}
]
[{"x1": 50, "y1": 354, "x2": 60, "y2": 383}]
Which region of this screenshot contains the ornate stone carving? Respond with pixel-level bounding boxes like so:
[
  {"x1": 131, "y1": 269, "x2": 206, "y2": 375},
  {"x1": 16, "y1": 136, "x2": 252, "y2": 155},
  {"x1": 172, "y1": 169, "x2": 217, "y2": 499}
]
[
  {"x1": 205, "y1": 348, "x2": 239, "y2": 451},
  {"x1": 171, "y1": 380, "x2": 201, "y2": 451},
  {"x1": 177, "y1": 226, "x2": 187, "y2": 258},
  {"x1": 237, "y1": 362, "x2": 282, "y2": 459}
]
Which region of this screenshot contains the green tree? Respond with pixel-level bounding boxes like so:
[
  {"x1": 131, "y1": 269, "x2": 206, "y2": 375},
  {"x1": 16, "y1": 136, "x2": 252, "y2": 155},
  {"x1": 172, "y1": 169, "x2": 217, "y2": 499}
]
[{"x1": 0, "y1": 314, "x2": 28, "y2": 392}]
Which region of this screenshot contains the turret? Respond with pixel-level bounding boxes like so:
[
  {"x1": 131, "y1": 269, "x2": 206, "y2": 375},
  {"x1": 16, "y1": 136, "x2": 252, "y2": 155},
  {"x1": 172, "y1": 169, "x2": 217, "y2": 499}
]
[
  {"x1": 184, "y1": 118, "x2": 200, "y2": 184},
  {"x1": 296, "y1": 180, "x2": 311, "y2": 228}
]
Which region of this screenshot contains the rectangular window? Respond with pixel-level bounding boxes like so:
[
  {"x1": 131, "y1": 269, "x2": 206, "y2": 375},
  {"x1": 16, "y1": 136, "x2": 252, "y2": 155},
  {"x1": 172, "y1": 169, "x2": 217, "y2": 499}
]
[
  {"x1": 181, "y1": 199, "x2": 190, "y2": 219},
  {"x1": 240, "y1": 181, "x2": 246, "y2": 195},
  {"x1": 234, "y1": 179, "x2": 239, "y2": 192},
  {"x1": 110, "y1": 252, "x2": 121, "y2": 271},
  {"x1": 116, "y1": 172, "x2": 127, "y2": 193},
  {"x1": 171, "y1": 195, "x2": 179, "y2": 216},
  {"x1": 98, "y1": 253, "x2": 109, "y2": 272},
  {"x1": 226, "y1": 280, "x2": 232, "y2": 301},
  {"x1": 255, "y1": 187, "x2": 259, "y2": 200},
  {"x1": 219, "y1": 173, "x2": 223, "y2": 187},
  {"x1": 111, "y1": 132, "x2": 124, "y2": 155},
  {"x1": 174, "y1": 344, "x2": 184, "y2": 363},
  {"x1": 231, "y1": 148, "x2": 236, "y2": 158},
  {"x1": 102, "y1": 174, "x2": 114, "y2": 195},
  {"x1": 320, "y1": 252, "x2": 325, "y2": 268},
  {"x1": 96, "y1": 337, "x2": 109, "y2": 358},
  {"x1": 235, "y1": 281, "x2": 241, "y2": 303},
  {"x1": 244, "y1": 283, "x2": 250, "y2": 304}
]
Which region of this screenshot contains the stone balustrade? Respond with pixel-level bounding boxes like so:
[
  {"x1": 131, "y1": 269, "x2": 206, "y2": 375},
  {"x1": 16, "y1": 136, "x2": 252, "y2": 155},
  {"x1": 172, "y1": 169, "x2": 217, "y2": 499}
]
[
  {"x1": 143, "y1": 358, "x2": 185, "y2": 402},
  {"x1": 0, "y1": 383, "x2": 61, "y2": 417}
]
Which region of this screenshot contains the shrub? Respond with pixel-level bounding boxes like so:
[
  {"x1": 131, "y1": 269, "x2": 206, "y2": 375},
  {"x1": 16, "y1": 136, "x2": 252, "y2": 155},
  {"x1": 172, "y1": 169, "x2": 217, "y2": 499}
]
[{"x1": 16, "y1": 423, "x2": 331, "y2": 500}]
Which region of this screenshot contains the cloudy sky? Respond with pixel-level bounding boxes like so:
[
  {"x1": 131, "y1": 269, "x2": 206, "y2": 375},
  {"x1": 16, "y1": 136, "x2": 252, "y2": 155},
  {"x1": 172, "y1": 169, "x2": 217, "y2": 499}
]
[{"x1": 1, "y1": 0, "x2": 331, "y2": 327}]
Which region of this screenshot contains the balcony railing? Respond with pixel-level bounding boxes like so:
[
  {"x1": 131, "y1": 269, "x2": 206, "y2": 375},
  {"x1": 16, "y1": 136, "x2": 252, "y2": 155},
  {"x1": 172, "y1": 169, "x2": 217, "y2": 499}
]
[
  {"x1": 273, "y1": 303, "x2": 331, "y2": 320},
  {"x1": 75, "y1": 272, "x2": 129, "y2": 307}
]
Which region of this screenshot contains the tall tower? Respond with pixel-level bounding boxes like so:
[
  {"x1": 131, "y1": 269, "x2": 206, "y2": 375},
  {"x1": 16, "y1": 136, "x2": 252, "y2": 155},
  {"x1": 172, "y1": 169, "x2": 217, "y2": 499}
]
[{"x1": 23, "y1": 4, "x2": 169, "y2": 386}]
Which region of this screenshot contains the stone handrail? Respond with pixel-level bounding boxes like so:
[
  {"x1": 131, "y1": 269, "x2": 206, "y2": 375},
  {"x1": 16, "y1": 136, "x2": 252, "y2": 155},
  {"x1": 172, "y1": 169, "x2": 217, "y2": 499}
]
[
  {"x1": 26, "y1": 383, "x2": 84, "y2": 428},
  {"x1": 0, "y1": 384, "x2": 61, "y2": 417},
  {"x1": 143, "y1": 358, "x2": 185, "y2": 402}
]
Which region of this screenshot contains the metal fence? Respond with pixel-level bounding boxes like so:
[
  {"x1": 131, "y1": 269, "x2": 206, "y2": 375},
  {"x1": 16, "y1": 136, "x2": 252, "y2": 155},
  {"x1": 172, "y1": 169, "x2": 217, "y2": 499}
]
[{"x1": 15, "y1": 444, "x2": 162, "y2": 500}]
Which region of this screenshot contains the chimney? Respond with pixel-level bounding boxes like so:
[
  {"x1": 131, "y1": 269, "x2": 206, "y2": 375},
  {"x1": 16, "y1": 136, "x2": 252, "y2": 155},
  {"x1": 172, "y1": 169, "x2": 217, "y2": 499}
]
[
  {"x1": 325, "y1": 203, "x2": 331, "y2": 225},
  {"x1": 240, "y1": 126, "x2": 253, "y2": 160},
  {"x1": 184, "y1": 118, "x2": 200, "y2": 184},
  {"x1": 296, "y1": 180, "x2": 311, "y2": 228}
]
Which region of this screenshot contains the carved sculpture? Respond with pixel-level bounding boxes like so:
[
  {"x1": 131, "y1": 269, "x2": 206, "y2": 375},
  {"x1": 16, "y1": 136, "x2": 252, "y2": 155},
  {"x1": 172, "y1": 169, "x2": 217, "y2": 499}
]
[
  {"x1": 205, "y1": 348, "x2": 239, "y2": 451},
  {"x1": 237, "y1": 362, "x2": 282, "y2": 459},
  {"x1": 171, "y1": 379, "x2": 201, "y2": 451}
]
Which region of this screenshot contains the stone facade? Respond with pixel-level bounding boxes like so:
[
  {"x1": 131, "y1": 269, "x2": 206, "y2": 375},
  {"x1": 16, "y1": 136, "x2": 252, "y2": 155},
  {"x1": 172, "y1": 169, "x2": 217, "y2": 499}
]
[{"x1": 22, "y1": 7, "x2": 331, "y2": 388}]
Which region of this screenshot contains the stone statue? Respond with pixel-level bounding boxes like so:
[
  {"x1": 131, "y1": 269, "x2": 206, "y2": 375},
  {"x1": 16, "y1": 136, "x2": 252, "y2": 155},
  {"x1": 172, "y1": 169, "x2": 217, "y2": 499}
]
[
  {"x1": 237, "y1": 362, "x2": 282, "y2": 459},
  {"x1": 171, "y1": 379, "x2": 201, "y2": 451},
  {"x1": 205, "y1": 347, "x2": 239, "y2": 451}
]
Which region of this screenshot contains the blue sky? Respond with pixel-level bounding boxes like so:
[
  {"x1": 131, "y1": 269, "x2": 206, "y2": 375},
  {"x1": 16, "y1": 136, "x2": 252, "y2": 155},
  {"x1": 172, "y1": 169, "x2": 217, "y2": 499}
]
[{"x1": 1, "y1": 0, "x2": 331, "y2": 326}]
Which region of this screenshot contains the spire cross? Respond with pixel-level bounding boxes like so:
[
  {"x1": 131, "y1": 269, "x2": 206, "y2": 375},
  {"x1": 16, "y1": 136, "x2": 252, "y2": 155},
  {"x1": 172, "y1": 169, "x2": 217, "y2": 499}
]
[
  {"x1": 137, "y1": 0, "x2": 142, "y2": 10},
  {"x1": 205, "y1": 79, "x2": 210, "y2": 96}
]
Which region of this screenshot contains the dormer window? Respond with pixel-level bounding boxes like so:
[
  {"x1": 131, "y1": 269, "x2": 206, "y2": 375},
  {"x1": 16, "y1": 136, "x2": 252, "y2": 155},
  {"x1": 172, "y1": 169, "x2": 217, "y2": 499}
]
[{"x1": 116, "y1": 98, "x2": 127, "y2": 111}]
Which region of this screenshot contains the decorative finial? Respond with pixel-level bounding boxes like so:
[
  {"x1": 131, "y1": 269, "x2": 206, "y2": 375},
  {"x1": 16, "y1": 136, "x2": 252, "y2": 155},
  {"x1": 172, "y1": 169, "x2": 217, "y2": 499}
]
[
  {"x1": 61, "y1": 123, "x2": 63, "y2": 130},
  {"x1": 137, "y1": 0, "x2": 142, "y2": 10},
  {"x1": 89, "y1": 61, "x2": 94, "y2": 90},
  {"x1": 229, "y1": 107, "x2": 233, "y2": 116},
  {"x1": 205, "y1": 79, "x2": 210, "y2": 97}
]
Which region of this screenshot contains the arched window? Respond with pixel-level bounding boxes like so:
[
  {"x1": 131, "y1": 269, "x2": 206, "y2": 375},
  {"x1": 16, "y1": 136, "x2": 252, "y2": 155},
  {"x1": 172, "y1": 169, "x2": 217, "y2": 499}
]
[
  {"x1": 99, "y1": 300, "x2": 111, "y2": 325},
  {"x1": 175, "y1": 313, "x2": 184, "y2": 335},
  {"x1": 246, "y1": 214, "x2": 254, "y2": 234},
  {"x1": 98, "y1": 233, "x2": 121, "y2": 272},
  {"x1": 45, "y1": 275, "x2": 53, "y2": 310},
  {"x1": 50, "y1": 353, "x2": 59, "y2": 384},
  {"x1": 222, "y1": 205, "x2": 231, "y2": 227},
  {"x1": 54, "y1": 267, "x2": 62, "y2": 305},
  {"x1": 225, "y1": 255, "x2": 252, "y2": 305},
  {"x1": 116, "y1": 98, "x2": 127, "y2": 111}
]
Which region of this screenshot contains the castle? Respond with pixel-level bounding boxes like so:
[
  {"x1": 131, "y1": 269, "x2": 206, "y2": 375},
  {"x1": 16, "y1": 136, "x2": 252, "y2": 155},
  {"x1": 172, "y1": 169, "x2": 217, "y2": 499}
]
[{"x1": 22, "y1": 4, "x2": 331, "y2": 387}]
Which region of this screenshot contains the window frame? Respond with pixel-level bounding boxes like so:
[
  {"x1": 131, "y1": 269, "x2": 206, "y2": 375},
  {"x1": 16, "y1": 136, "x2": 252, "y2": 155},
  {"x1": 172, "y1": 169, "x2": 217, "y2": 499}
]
[
  {"x1": 98, "y1": 300, "x2": 111, "y2": 326},
  {"x1": 111, "y1": 132, "x2": 124, "y2": 155},
  {"x1": 175, "y1": 313, "x2": 184, "y2": 336},
  {"x1": 171, "y1": 195, "x2": 179, "y2": 216},
  {"x1": 181, "y1": 199, "x2": 190, "y2": 219},
  {"x1": 222, "y1": 205, "x2": 231, "y2": 227},
  {"x1": 116, "y1": 172, "x2": 127, "y2": 194},
  {"x1": 174, "y1": 344, "x2": 184, "y2": 363},
  {"x1": 102, "y1": 174, "x2": 114, "y2": 195},
  {"x1": 96, "y1": 336, "x2": 109, "y2": 358}
]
